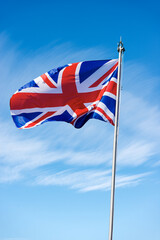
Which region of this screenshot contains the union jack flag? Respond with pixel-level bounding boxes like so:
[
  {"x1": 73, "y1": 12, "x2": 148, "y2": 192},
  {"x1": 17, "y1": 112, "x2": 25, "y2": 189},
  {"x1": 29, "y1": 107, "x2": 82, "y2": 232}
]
[{"x1": 10, "y1": 59, "x2": 118, "y2": 129}]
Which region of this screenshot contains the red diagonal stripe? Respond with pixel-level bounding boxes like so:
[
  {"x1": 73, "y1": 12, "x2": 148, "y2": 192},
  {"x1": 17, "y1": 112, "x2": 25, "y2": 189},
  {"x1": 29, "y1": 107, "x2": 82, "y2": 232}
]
[
  {"x1": 89, "y1": 62, "x2": 118, "y2": 88},
  {"x1": 95, "y1": 80, "x2": 117, "y2": 102},
  {"x1": 23, "y1": 111, "x2": 55, "y2": 128},
  {"x1": 96, "y1": 107, "x2": 114, "y2": 126},
  {"x1": 41, "y1": 74, "x2": 56, "y2": 88}
]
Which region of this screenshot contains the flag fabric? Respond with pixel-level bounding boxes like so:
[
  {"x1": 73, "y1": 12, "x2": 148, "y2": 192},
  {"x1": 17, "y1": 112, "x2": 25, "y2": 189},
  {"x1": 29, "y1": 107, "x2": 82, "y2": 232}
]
[{"x1": 10, "y1": 59, "x2": 118, "y2": 129}]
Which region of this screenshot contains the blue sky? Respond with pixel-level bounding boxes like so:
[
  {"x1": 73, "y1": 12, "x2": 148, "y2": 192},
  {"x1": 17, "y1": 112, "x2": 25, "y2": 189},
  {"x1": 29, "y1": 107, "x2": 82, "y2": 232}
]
[{"x1": 0, "y1": 0, "x2": 160, "y2": 240}]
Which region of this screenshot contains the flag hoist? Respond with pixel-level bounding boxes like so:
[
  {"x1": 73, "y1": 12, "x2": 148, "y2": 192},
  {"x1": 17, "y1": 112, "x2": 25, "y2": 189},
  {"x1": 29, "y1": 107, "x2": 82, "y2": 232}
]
[{"x1": 108, "y1": 40, "x2": 125, "y2": 240}]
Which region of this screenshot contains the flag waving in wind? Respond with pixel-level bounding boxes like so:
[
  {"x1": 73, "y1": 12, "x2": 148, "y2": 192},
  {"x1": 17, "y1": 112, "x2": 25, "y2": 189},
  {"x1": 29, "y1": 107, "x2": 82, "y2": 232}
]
[{"x1": 10, "y1": 59, "x2": 118, "y2": 129}]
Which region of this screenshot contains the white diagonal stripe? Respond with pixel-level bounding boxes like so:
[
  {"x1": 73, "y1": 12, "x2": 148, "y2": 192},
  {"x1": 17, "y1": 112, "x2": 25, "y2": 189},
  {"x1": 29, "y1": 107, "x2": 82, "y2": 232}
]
[
  {"x1": 11, "y1": 107, "x2": 62, "y2": 115},
  {"x1": 103, "y1": 92, "x2": 116, "y2": 100},
  {"x1": 97, "y1": 102, "x2": 114, "y2": 120},
  {"x1": 76, "y1": 59, "x2": 118, "y2": 92}
]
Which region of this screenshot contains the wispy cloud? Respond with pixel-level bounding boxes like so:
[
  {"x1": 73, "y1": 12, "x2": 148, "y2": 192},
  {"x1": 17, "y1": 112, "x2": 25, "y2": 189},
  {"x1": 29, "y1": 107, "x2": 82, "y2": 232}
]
[
  {"x1": 34, "y1": 169, "x2": 151, "y2": 192},
  {"x1": 118, "y1": 89, "x2": 160, "y2": 167},
  {"x1": 118, "y1": 140, "x2": 155, "y2": 166}
]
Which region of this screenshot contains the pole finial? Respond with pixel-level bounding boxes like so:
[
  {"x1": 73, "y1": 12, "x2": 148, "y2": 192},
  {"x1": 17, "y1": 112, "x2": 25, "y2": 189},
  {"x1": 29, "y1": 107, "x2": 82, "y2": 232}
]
[{"x1": 117, "y1": 38, "x2": 125, "y2": 53}]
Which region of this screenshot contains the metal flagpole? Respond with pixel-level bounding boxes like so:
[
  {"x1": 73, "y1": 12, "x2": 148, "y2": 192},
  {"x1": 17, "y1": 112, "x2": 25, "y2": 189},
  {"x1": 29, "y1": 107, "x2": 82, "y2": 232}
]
[{"x1": 108, "y1": 39, "x2": 125, "y2": 240}]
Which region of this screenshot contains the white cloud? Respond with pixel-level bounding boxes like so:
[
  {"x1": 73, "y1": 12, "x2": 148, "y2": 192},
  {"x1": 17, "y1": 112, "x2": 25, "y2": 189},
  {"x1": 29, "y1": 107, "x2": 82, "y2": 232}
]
[
  {"x1": 117, "y1": 82, "x2": 160, "y2": 167},
  {"x1": 34, "y1": 169, "x2": 150, "y2": 192},
  {"x1": 66, "y1": 150, "x2": 112, "y2": 166},
  {"x1": 115, "y1": 172, "x2": 151, "y2": 188},
  {"x1": 0, "y1": 166, "x2": 22, "y2": 183},
  {"x1": 153, "y1": 160, "x2": 160, "y2": 167},
  {"x1": 120, "y1": 91, "x2": 160, "y2": 139},
  {"x1": 118, "y1": 140, "x2": 155, "y2": 166}
]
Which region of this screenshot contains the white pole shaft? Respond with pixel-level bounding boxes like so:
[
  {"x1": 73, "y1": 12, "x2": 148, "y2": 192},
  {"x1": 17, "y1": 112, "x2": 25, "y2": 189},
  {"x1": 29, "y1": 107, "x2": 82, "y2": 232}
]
[{"x1": 108, "y1": 41, "x2": 124, "y2": 240}]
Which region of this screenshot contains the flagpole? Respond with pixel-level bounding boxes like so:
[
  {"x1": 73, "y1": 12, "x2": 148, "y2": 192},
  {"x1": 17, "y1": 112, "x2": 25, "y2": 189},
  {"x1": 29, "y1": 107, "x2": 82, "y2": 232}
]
[{"x1": 108, "y1": 39, "x2": 125, "y2": 240}]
